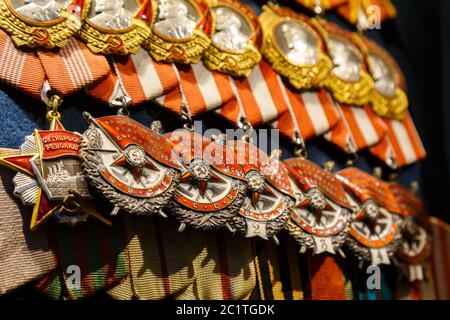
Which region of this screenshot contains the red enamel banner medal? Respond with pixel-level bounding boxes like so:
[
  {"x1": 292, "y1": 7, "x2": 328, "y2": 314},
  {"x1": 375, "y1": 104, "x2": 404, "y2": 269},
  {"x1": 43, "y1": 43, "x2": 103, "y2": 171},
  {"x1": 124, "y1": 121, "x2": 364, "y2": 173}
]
[
  {"x1": 226, "y1": 140, "x2": 295, "y2": 242},
  {"x1": 164, "y1": 131, "x2": 246, "y2": 231},
  {"x1": 337, "y1": 168, "x2": 402, "y2": 266},
  {"x1": 390, "y1": 183, "x2": 432, "y2": 282},
  {"x1": 284, "y1": 158, "x2": 353, "y2": 256},
  {"x1": 80, "y1": 114, "x2": 181, "y2": 216}
]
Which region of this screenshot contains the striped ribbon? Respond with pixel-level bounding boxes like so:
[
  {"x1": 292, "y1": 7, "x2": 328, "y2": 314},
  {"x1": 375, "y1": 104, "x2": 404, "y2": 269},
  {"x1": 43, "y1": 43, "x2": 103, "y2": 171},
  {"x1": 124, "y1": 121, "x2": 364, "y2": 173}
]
[
  {"x1": 325, "y1": 104, "x2": 387, "y2": 153},
  {"x1": 88, "y1": 49, "x2": 180, "y2": 106},
  {"x1": 156, "y1": 62, "x2": 236, "y2": 117},
  {"x1": 370, "y1": 111, "x2": 426, "y2": 167},
  {"x1": 37, "y1": 38, "x2": 110, "y2": 97},
  {"x1": 429, "y1": 217, "x2": 450, "y2": 300},
  {"x1": 108, "y1": 216, "x2": 195, "y2": 300},
  {"x1": 217, "y1": 60, "x2": 298, "y2": 127},
  {"x1": 0, "y1": 154, "x2": 57, "y2": 296},
  {"x1": 274, "y1": 87, "x2": 342, "y2": 143},
  {"x1": 253, "y1": 235, "x2": 305, "y2": 300},
  {"x1": 0, "y1": 30, "x2": 45, "y2": 99},
  {"x1": 307, "y1": 255, "x2": 354, "y2": 300},
  {"x1": 43, "y1": 220, "x2": 128, "y2": 300},
  {"x1": 34, "y1": 269, "x2": 65, "y2": 300},
  {"x1": 175, "y1": 230, "x2": 257, "y2": 300}
]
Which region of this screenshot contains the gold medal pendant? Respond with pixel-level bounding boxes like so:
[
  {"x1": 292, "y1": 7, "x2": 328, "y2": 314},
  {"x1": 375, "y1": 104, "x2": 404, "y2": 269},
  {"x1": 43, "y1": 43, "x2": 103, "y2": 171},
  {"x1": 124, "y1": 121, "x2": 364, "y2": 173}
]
[
  {"x1": 364, "y1": 38, "x2": 409, "y2": 120},
  {"x1": 226, "y1": 140, "x2": 295, "y2": 243},
  {"x1": 202, "y1": 0, "x2": 261, "y2": 77},
  {"x1": 390, "y1": 183, "x2": 432, "y2": 282},
  {"x1": 337, "y1": 168, "x2": 403, "y2": 267},
  {"x1": 0, "y1": 92, "x2": 110, "y2": 230},
  {"x1": 320, "y1": 21, "x2": 374, "y2": 106},
  {"x1": 284, "y1": 159, "x2": 352, "y2": 256},
  {"x1": 77, "y1": 0, "x2": 151, "y2": 55},
  {"x1": 164, "y1": 131, "x2": 246, "y2": 232},
  {"x1": 0, "y1": 0, "x2": 88, "y2": 49},
  {"x1": 145, "y1": 0, "x2": 211, "y2": 64},
  {"x1": 259, "y1": 2, "x2": 332, "y2": 90},
  {"x1": 79, "y1": 103, "x2": 181, "y2": 217}
]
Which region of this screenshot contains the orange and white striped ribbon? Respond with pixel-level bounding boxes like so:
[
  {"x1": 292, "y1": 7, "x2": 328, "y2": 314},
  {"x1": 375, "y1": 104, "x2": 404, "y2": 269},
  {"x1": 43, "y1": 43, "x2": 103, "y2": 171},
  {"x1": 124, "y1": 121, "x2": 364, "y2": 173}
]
[
  {"x1": 216, "y1": 60, "x2": 289, "y2": 127},
  {"x1": 88, "y1": 48, "x2": 180, "y2": 106},
  {"x1": 155, "y1": 62, "x2": 236, "y2": 117},
  {"x1": 370, "y1": 112, "x2": 426, "y2": 167},
  {"x1": 0, "y1": 30, "x2": 45, "y2": 99},
  {"x1": 429, "y1": 217, "x2": 450, "y2": 300},
  {"x1": 37, "y1": 38, "x2": 110, "y2": 97},
  {"x1": 325, "y1": 104, "x2": 387, "y2": 152},
  {"x1": 272, "y1": 85, "x2": 342, "y2": 143}
]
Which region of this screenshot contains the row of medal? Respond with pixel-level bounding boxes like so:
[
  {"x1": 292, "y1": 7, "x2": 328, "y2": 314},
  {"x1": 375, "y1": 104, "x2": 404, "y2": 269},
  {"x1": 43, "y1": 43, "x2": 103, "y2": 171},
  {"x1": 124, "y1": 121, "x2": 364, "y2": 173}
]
[
  {"x1": 0, "y1": 0, "x2": 405, "y2": 121},
  {"x1": 0, "y1": 88, "x2": 431, "y2": 283}
]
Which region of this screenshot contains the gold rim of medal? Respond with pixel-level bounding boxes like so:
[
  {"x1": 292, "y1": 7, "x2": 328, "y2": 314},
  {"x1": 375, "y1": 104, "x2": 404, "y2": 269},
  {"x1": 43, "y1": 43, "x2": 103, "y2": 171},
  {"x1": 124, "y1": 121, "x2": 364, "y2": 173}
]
[
  {"x1": 0, "y1": 0, "x2": 407, "y2": 119},
  {"x1": 0, "y1": 0, "x2": 428, "y2": 274}
]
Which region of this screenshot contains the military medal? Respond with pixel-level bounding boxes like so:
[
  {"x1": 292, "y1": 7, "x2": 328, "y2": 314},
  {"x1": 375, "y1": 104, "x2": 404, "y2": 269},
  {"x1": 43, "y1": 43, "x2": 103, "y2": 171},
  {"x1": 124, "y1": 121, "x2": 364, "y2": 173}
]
[
  {"x1": 259, "y1": 2, "x2": 332, "y2": 90},
  {"x1": 226, "y1": 139, "x2": 295, "y2": 243},
  {"x1": 145, "y1": 0, "x2": 211, "y2": 64},
  {"x1": 390, "y1": 182, "x2": 432, "y2": 282},
  {"x1": 79, "y1": 108, "x2": 181, "y2": 217},
  {"x1": 202, "y1": 0, "x2": 261, "y2": 77},
  {"x1": 320, "y1": 21, "x2": 374, "y2": 106},
  {"x1": 78, "y1": 0, "x2": 151, "y2": 55},
  {"x1": 337, "y1": 168, "x2": 402, "y2": 266},
  {"x1": 364, "y1": 38, "x2": 408, "y2": 120},
  {"x1": 284, "y1": 158, "x2": 352, "y2": 256},
  {"x1": 0, "y1": 92, "x2": 109, "y2": 229},
  {"x1": 164, "y1": 131, "x2": 246, "y2": 232},
  {"x1": 0, "y1": 0, "x2": 88, "y2": 49}
]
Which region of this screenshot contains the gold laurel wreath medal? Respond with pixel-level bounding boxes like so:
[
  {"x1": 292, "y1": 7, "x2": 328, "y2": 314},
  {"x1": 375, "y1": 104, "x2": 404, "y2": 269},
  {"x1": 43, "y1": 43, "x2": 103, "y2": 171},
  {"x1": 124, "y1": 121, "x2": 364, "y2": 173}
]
[
  {"x1": 319, "y1": 21, "x2": 374, "y2": 106},
  {"x1": 259, "y1": 2, "x2": 332, "y2": 90},
  {"x1": 202, "y1": 0, "x2": 261, "y2": 77},
  {"x1": 0, "y1": 0, "x2": 89, "y2": 49},
  {"x1": 144, "y1": 0, "x2": 212, "y2": 64},
  {"x1": 78, "y1": 0, "x2": 151, "y2": 55}
]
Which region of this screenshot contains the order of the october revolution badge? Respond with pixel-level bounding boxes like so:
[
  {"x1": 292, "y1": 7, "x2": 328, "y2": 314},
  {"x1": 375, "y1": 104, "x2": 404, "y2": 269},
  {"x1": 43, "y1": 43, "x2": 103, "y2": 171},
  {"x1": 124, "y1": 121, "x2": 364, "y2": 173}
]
[
  {"x1": 145, "y1": 0, "x2": 211, "y2": 64},
  {"x1": 337, "y1": 168, "x2": 402, "y2": 266},
  {"x1": 364, "y1": 38, "x2": 408, "y2": 120},
  {"x1": 79, "y1": 113, "x2": 181, "y2": 216},
  {"x1": 164, "y1": 131, "x2": 246, "y2": 232},
  {"x1": 226, "y1": 140, "x2": 295, "y2": 242},
  {"x1": 202, "y1": 0, "x2": 261, "y2": 77},
  {"x1": 78, "y1": 0, "x2": 151, "y2": 55},
  {"x1": 390, "y1": 182, "x2": 432, "y2": 282},
  {"x1": 284, "y1": 158, "x2": 352, "y2": 256},
  {"x1": 320, "y1": 21, "x2": 374, "y2": 106},
  {"x1": 259, "y1": 2, "x2": 332, "y2": 90},
  {"x1": 0, "y1": 100, "x2": 109, "y2": 230},
  {"x1": 0, "y1": 0, "x2": 87, "y2": 48}
]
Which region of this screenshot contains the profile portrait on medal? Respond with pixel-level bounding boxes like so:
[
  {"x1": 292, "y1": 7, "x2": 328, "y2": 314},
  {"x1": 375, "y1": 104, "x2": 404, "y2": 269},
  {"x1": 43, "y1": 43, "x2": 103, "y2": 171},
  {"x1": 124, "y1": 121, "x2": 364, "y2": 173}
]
[
  {"x1": 275, "y1": 21, "x2": 319, "y2": 66},
  {"x1": 328, "y1": 36, "x2": 362, "y2": 83},
  {"x1": 211, "y1": 6, "x2": 251, "y2": 53},
  {"x1": 87, "y1": 0, "x2": 139, "y2": 30},
  {"x1": 10, "y1": 0, "x2": 67, "y2": 22},
  {"x1": 368, "y1": 54, "x2": 397, "y2": 98},
  {"x1": 153, "y1": 0, "x2": 200, "y2": 39}
]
